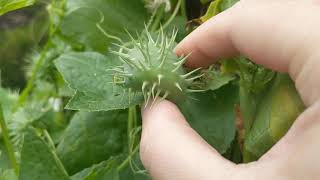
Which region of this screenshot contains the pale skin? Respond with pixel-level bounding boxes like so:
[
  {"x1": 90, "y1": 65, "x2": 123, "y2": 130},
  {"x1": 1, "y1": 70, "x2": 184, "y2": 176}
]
[{"x1": 140, "y1": 0, "x2": 320, "y2": 180}]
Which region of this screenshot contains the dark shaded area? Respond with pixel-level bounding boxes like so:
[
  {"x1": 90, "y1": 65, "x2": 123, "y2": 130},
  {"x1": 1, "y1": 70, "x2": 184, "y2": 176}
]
[
  {"x1": 186, "y1": 0, "x2": 203, "y2": 19},
  {"x1": 0, "y1": 5, "x2": 48, "y2": 89},
  {"x1": 0, "y1": 7, "x2": 36, "y2": 29}
]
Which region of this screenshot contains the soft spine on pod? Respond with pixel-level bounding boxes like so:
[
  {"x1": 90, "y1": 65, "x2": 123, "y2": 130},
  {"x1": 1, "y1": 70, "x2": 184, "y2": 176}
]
[{"x1": 110, "y1": 29, "x2": 204, "y2": 105}]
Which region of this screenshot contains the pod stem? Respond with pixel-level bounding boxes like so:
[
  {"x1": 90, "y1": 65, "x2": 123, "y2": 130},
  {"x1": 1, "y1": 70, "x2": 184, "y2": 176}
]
[
  {"x1": 160, "y1": 0, "x2": 182, "y2": 31},
  {"x1": 150, "y1": 4, "x2": 166, "y2": 32}
]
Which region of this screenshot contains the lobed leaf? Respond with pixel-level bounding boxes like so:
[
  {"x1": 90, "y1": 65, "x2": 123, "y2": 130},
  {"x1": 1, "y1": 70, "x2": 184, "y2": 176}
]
[{"x1": 54, "y1": 52, "x2": 143, "y2": 111}]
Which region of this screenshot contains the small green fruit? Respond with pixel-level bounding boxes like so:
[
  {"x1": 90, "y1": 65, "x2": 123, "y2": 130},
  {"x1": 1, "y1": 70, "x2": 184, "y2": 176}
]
[{"x1": 111, "y1": 29, "x2": 203, "y2": 104}]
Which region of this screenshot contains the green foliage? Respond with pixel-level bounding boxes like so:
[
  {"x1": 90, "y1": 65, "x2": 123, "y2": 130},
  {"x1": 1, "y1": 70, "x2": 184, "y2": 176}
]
[
  {"x1": 244, "y1": 74, "x2": 305, "y2": 159},
  {"x1": 0, "y1": 169, "x2": 17, "y2": 180},
  {"x1": 219, "y1": 0, "x2": 239, "y2": 10},
  {"x1": 0, "y1": 88, "x2": 18, "y2": 121},
  {"x1": 180, "y1": 84, "x2": 238, "y2": 153},
  {"x1": 0, "y1": 140, "x2": 12, "y2": 170},
  {"x1": 57, "y1": 111, "x2": 128, "y2": 175},
  {"x1": 0, "y1": 0, "x2": 36, "y2": 16},
  {"x1": 197, "y1": 66, "x2": 235, "y2": 91},
  {"x1": 200, "y1": 0, "x2": 221, "y2": 22},
  {"x1": 19, "y1": 129, "x2": 70, "y2": 180},
  {"x1": 234, "y1": 56, "x2": 276, "y2": 133},
  {"x1": 0, "y1": 0, "x2": 307, "y2": 178},
  {"x1": 72, "y1": 155, "x2": 150, "y2": 180},
  {"x1": 8, "y1": 100, "x2": 56, "y2": 149},
  {"x1": 199, "y1": 0, "x2": 239, "y2": 22},
  {"x1": 0, "y1": 102, "x2": 18, "y2": 174},
  {"x1": 0, "y1": 6, "x2": 48, "y2": 89},
  {"x1": 71, "y1": 157, "x2": 120, "y2": 180},
  {"x1": 55, "y1": 52, "x2": 143, "y2": 111},
  {"x1": 60, "y1": 0, "x2": 149, "y2": 52}
]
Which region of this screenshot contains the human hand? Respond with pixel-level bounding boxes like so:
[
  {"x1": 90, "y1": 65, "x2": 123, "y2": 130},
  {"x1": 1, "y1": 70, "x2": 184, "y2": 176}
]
[{"x1": 140, "y1": 0, "x2": 320, "y2": 180}]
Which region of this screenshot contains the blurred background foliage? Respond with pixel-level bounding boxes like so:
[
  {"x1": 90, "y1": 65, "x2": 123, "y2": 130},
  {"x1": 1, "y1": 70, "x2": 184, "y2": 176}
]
[
  {"x1": 0, "y1": 0, "x2": 204, "y2": 90},
  {"x1": 0, "y1": 4, "x2": 48, "y2": 89}
]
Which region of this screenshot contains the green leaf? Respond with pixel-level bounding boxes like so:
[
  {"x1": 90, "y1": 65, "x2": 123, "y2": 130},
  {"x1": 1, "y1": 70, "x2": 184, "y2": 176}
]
[
  {"x1": 0, "y1": 169, "x2": 17, "y2": 180},
  {"x1": 60, "y1": 0, "x2": 149, "y2": 52},
  {"x1": 54, "y1": 52, "x2": 143, "y2": 111},
  {"x1": 219, "y1": 0, "x2": 239, "y2": 11},
  {"x1": 199, "y1": 0, "x2": 239, "y2": 23},
  {"x1": 8, "y1": 100, "x2": 57, "y2": 150},
  {"x1": 244, "y1": 74, "x2": 305, "y2": 159},
  {"x1": 223, "y1": 136, "x2": 243, "y2": 164},
  {"x1": 207, "y1": 74, "x2": 235, "y2": 91},
  {"x1": 200, "y1": 0, "x2": 222, "y2": 22},
  {"x1": 71, "y1": 155, "x2": 151, "y2": 180},
  {"x1": 0, "y1": 0, "x2": 36, "y2": 16},
  {"x1": 0, "y1": 141, "x2": 11, "y2": 170},
  {"x1": 222, "y1": 57, "x2": 275, "y2": 139},
  {"x1": 19, "y1": 129, "x2": 70, "y2": 180},
  {"x1": 199, "y1": 68, "x2": 236, "y2": 91},
  {"x1": 237, "y1": 57, "x2": 275, "y2": 93},
  {"x1": 239, "y1": 86, "x2": 257, "y2": 133},
  {"x1": 57, "y1": 111, "x2": 128, "y2": 175},
  {"x1": 179, "y1": 84, "x2": 238, "y2": 153},
  {"x1": 71, "y1": 157, "x2": 119, "y2": 180}
]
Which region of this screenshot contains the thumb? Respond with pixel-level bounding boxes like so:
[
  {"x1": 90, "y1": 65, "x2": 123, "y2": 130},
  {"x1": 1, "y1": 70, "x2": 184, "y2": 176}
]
[{"x1": 140, "y1": 100, "x2": 239, "y2": 180}]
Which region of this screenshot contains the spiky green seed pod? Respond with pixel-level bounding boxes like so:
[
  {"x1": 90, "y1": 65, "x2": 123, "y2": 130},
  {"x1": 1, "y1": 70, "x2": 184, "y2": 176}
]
[{"x1": 111, "y1": 29, "x2": 203, "y2": 104}]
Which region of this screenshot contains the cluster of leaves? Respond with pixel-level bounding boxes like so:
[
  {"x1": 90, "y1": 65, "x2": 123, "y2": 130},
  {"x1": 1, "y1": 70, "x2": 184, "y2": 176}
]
[{"x1": 0, "y1": 0, "x2": 305, "y2": 179}]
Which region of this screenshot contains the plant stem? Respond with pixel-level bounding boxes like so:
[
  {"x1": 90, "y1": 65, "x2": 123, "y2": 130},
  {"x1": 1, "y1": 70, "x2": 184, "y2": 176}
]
[
  {"x1": 43, "y1": 129, "x2": 69, "y2": 176},
  {"x1": 133, "y1": 106, "x2": 137, "y2": 128},
  {"x1": 117, "y1": 144, "x2": 140, "y2": 172},
  {"x1": 119, "y1": 106, "x2": 139, "y2": 172},
  {"x1": 15, "y1": 0, "x2": 66, "y2": 110},
  {"x1": 15, "y1": 41, "x2": 51, "y2": 109},
  {"x1": 161, "y1": 0, "x2": 182, "y2": 31},
  {"x1": 43, "y1": 129, "x2": 55, "y2": 149},
  {"x1": 128, "y1": 106, "x2": 138, "y2": 152},
  {"x1": 0, "y1": 104, "x2": 19, "y2": 174},
  {"x1": 146, "y1": 8, "x2": 158, "y2": 30},
  {"x1": 180, "y1": 0, "x2": 187, "y2": 19},
  {"x1": 150, "y1": 5, "x2": 165, "y2": 32},
  {"x1": 128, "y1": 107, "x2": 134, "y2": 150},
  {"x1": 97, "y1": 22, "x2": 124, "y2": 44}
]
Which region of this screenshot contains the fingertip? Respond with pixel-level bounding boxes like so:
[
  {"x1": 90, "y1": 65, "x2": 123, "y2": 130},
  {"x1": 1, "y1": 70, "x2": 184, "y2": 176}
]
[
  {"x1": 173, "y1": 43, "x2": 182, "y2": 56},
  {"x1": 141, "y1": 99, "x2": 187, "y2": 126},
  {"x1": 174, "y1": 11, "x2": 238, "y2": 68},
  {"x1": 140, "y1": 99, "x2": 235, "y2": 179}
]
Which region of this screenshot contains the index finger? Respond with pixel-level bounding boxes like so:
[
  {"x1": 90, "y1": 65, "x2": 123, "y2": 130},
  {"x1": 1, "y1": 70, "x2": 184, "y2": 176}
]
[
  {"x1": 175, "y1": 1, "x2": 320, "y2": 73},
  {"x1": 175, "y1": 1, "x2": 320, "y2": 106},
  {"x1": 174, "y1": 8, "x2": 237, "y2": 68}
]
